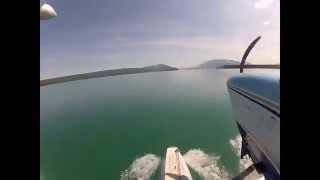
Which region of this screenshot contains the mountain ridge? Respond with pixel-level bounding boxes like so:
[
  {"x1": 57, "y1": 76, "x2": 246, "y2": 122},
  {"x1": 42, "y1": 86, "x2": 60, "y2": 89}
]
[
  {"x1": 40, "y1": 64, "x2": 178, "y2": 86},
  {"x1": 197, "y1": 59, "x2": 241, "y2": 69}
]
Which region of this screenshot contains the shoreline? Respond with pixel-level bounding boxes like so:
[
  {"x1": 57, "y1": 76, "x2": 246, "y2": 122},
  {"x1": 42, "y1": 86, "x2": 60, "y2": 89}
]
[
  {"x1": 40, "y1": 65, "x2": 178, "y2": 87},
  {"x1": 41, "y1": 64, "x2": 280, "y2": 87}
]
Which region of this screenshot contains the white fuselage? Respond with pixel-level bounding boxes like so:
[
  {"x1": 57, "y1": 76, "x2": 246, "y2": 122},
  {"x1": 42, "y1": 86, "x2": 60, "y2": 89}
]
[
  {"x1": 227, "y1": 72, "x2": 280, "y2": 179},
  {"x1": 228, "y1": 87, "x2": 280, "y2": 174}
]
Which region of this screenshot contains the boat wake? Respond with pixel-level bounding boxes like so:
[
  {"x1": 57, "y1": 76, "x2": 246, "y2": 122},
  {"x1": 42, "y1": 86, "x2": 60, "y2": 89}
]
[
  {"x1": 120, "y1": 154, "x2": 161, "y2": 180},
  {"x1": 119, "y1": 135, "x2": 254, "y2": 180},
  {"x1": 229, "y1": 135, "x2": 253, "y2": 171},
  {"x1": 183, "y1": 149, "x2": 230, "y2": 180}
]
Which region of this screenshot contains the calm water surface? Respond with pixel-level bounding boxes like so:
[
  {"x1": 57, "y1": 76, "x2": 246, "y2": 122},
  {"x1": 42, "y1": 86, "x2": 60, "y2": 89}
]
[{"x1": 40, "y1": 69, "x2": 278, "y2": 180}]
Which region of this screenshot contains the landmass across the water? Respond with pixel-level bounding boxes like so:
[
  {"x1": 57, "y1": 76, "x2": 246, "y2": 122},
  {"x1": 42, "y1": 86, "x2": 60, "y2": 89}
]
[
  {"x1": 185, "y1": 59, "x2": 279, "y2": 70},
  {"x1": 183, "y1": 59, "x2": 244, "y2": 70},
  {"x1": 197, "y1": 59, "x2": 242, "y2": 69},
  {"x1": 41, "y1": 60, "x2": 279, "y2": 86},
  {"x1": 218, "y1": 64, "x2": 280, "y2": 69},
  {"x1": 40, "y1": 64, "x2": 178, "y2": 86}
]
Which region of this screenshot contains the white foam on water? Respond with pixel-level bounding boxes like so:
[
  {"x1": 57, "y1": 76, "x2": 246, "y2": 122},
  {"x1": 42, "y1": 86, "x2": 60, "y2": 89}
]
[
  {"x1": 183, "y1": 149, "x2": 230, "y2": 180},
  {"x1": 120, "y1": 154, "x2": 160, "y2": 180},
  {"x1": 229, "y1": 135, "x2": 253, "y2": 172},
  {"x1": 229, "y1": 135, "x2": 242, "y2": 156},
  {"x1": 119, "y1": 136, "x2": 260, "y2": 180}
]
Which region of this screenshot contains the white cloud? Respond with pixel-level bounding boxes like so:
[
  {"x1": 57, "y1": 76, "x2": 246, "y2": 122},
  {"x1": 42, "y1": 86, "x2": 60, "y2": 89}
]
[{"x1": 254, "y1": 0, "x2": 274, "y2": 9}]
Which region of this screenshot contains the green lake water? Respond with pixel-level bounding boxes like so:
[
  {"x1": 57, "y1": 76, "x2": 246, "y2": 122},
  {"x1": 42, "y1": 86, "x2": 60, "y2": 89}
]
[{"x1": 40, "y1": 69, "x2": 265, "y2": 180}]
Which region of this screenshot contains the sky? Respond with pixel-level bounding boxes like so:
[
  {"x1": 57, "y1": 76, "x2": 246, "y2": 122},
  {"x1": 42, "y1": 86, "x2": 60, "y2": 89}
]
[{"x1": 40, "y1": 0, "x2": 280, "y2": 79}]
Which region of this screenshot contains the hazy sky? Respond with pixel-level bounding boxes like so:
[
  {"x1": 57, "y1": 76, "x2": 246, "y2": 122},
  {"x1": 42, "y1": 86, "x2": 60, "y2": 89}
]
[{"x1": 41, "y1": 0, "x2": 279, "y2": 79}]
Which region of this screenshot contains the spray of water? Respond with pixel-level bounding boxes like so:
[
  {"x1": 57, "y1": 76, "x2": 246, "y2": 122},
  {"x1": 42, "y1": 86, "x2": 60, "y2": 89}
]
[
  {"x1": 183, "y1": 149, "x2": 230, "y2": 180},
  {"x1": 229, "y1": 135, "x2": 253, "y2": 172},
  {"x1": 119, "y1": 135, "x2": 258, "y2": 180},
  {"x1": 120, "y1": 154, "x2": 160, "y2": 180}
]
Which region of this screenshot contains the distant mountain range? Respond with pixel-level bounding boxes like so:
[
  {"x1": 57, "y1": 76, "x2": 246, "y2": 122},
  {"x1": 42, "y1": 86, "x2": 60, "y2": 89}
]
[
  {"x1": 197, "y1": 59, "x2": 241, "y2": 69},
  {"x1": 40, "y1": 64, "x2": 178, "y2": 86},
  {"x1": 41, "y1": 60, "x2": 280, "y2": 86},
  {"x1": 188, "y1": 59, "x2": 279, "y2": 69},
  {"x1": 182, "y1": 59, "x2": 241, "y2": 69}
]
